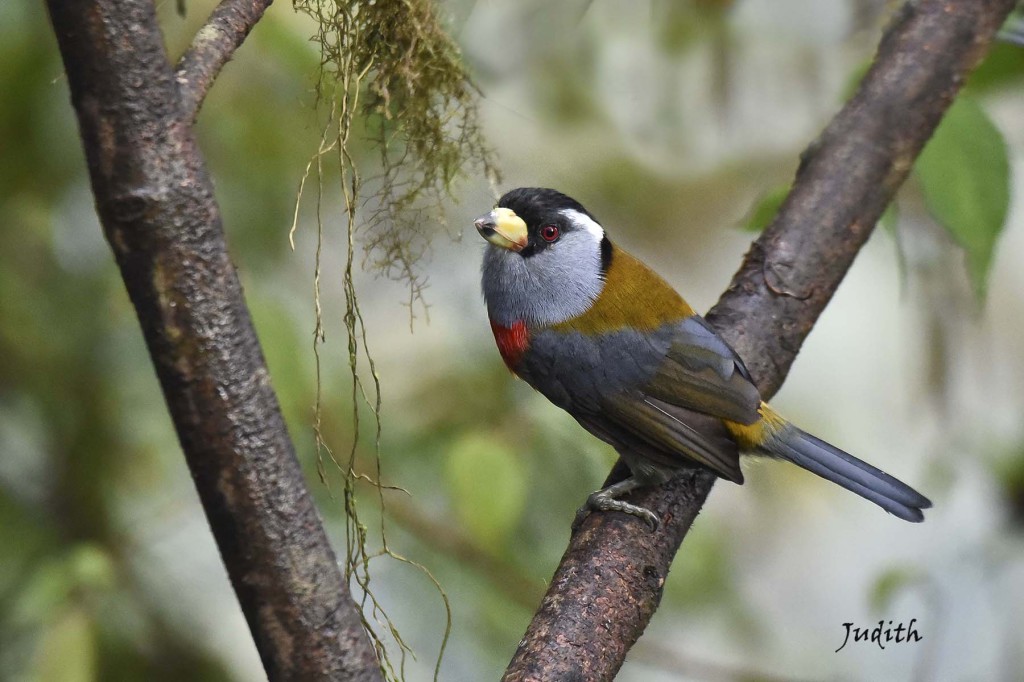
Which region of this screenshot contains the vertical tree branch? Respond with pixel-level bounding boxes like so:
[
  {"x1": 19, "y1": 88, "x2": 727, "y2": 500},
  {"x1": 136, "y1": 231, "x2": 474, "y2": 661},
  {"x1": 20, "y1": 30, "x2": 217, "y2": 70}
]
[
  {"x1": 44, "y1": 1, "x2": 381, "y2": 679},
  {"x1": 503, "y1": 1, "x2": 1017, "y2": 680}
]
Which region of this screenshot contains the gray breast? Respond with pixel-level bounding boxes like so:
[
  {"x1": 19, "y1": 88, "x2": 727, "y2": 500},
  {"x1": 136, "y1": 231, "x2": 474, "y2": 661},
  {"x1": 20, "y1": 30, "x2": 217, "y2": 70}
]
[{"x1": 516, "y1": 326, "x2": 675, "y2": 412}]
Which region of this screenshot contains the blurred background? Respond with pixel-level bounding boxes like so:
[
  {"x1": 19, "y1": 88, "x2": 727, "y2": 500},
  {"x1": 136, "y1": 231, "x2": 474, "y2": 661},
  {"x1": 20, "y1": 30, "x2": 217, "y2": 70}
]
[{"x1": 3, "y1": 0, "x2": 1024, "y2": 680}]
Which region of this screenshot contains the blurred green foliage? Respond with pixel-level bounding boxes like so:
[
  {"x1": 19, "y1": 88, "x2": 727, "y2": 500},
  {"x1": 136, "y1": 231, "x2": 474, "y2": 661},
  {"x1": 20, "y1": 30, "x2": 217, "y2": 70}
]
[
  {"x1": 445, "y1": 433, "x2": 526, "y2": 551},
  {"x1": 745, "y1": 58, "x2": 1013, "y2": 305},
  {"x1": 916, "y1": 94, "x2": 1010, "y2": 300},
  {"x1": 869, "y1": 566, "x2": 926, "y2": 615},
  {"x1": 741, "y1": 184, "x2": 789, "y2": 233}
]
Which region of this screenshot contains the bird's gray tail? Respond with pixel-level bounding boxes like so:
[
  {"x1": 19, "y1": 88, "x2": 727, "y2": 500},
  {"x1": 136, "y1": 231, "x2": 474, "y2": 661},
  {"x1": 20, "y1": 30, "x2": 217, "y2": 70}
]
[{"x1": 763, "y1": 427, "x2": 932, "y2": 522}]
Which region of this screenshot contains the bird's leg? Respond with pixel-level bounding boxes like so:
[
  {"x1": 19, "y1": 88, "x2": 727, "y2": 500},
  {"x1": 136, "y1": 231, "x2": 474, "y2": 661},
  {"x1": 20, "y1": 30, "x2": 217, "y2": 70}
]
[{"x1": 573, "y1": 477, "x2": 660, "y2": 531}]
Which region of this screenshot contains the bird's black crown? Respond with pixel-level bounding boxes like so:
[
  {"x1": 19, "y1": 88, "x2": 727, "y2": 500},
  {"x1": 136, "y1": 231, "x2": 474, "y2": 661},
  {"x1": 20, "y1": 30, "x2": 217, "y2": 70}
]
[{"x1": 497, "y1": 187, "x2": 598, "y2": 229}]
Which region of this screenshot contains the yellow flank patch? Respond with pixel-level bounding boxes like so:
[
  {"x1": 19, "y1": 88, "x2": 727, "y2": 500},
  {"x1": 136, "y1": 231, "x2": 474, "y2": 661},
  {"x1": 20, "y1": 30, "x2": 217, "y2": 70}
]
[
  {"x1": 552, "y1": 244, "x2": 695, "y2": 333},
  {"x1": 724, "y1": 402, "x2": 788, "y2": 450}
]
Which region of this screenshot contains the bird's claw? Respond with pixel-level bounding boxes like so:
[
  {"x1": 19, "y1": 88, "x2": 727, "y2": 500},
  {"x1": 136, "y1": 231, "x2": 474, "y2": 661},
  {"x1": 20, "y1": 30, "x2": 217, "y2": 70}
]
[{"x1": 572, "y1": 489, "x2": 660, "y2": 532}]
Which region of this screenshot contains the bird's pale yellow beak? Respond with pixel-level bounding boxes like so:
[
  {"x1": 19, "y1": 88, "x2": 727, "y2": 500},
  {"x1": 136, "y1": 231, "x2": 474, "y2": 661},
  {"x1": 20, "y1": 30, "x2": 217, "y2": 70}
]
[{"x1": 474, "y1": 208, "x2": 528, "y2": 252}]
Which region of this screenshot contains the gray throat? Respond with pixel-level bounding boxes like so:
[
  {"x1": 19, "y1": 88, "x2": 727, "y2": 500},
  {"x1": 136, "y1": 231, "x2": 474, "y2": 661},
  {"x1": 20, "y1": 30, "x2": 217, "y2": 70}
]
[{"x1": 481, "y1": 236, "x2": 604, "y2": 328}]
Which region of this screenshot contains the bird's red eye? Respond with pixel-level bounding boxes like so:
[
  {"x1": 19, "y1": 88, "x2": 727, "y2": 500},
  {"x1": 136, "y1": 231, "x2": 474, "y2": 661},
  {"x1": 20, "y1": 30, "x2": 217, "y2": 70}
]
[{"x1": 541, "y1": 225, "x2": 560, "y2": 242}]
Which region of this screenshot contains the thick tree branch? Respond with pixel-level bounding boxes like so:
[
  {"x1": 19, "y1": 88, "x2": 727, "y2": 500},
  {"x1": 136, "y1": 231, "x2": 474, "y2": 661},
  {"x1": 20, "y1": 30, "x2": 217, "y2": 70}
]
[
  {"x1": 175, "y1": 0, "x2": 274, "y2": 122},
  {"x1": 503, "y1": 1, "x2": 1017, "y2": 680},
  {"x1": 45, "y1": 1, "x2": 381, "y2": 679}
]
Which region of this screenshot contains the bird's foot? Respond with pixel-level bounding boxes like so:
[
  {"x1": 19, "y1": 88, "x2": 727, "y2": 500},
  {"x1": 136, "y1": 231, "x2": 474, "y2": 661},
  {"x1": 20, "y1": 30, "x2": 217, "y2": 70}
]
[{"x1": 573, "y1": 487, "x2": 660, "y2": 532}]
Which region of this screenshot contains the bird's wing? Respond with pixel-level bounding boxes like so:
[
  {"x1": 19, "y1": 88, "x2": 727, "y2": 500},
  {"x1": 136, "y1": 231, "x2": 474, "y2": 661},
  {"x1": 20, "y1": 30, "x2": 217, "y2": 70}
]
[
  {"x1": 580, "y1": 394, "x2": 744, "y2": 483},
  {"x1": 641, "y1": 315, "x2": 762, "y2": 425},
  {"x1": 521, "y1": 323, "x2": 748, "y2": 483}
]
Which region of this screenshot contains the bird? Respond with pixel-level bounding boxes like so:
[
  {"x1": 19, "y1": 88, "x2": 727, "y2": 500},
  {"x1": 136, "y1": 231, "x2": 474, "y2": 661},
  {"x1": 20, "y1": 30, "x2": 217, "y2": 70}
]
[{"x1": 474, "y1": 187, "x2": 931, "y2": 530}]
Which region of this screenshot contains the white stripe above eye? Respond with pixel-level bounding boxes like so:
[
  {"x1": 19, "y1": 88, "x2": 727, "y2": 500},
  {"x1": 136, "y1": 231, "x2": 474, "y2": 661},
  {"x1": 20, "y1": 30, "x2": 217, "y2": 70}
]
[{"x1": 560, "y1": 208, "x2": 605, "y2": 241}]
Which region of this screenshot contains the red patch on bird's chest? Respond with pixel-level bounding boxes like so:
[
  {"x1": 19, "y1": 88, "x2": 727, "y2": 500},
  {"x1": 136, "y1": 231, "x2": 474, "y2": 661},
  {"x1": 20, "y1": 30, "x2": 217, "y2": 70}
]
[{"x1": 489, "y1": 319, "x2": 529, "y2": 370}]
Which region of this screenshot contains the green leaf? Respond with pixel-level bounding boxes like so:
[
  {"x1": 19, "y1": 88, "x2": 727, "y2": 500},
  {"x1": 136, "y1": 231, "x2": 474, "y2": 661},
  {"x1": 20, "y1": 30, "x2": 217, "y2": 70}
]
[
  {"x1": 971, "y1": 39, "x2": 1024, "y2": 92},
  {"x1": 445, "y1": 433, "x2": 526, "y2": 550},
  {"x1": 915, "y1": 95, "x2": 1010, "y2": 299},
  {"x1": 881, "y1": 201, "x2": 910, "y2": 290},
  {"x1": 67, "y1": 544, "x2": 116, "y2": 592},
  {"x1": 841, "y1": 60, "x2": 872, "y2": 102},
  {"x1": 869, "y1": 567, "x2": 924, "y2": 614},
  {"x1": 741, "y1": 185, "x2": 789, "y2": 233},
  {"x1": 880, "y1": 202, "x2": 899, "y2": 237},
  {"x1": 33, "y1": 607, "x2": 97, "y2": 682}
]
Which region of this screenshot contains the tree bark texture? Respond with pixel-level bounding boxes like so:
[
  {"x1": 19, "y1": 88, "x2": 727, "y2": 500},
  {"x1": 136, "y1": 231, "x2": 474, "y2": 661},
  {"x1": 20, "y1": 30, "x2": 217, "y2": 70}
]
[
  {"x1": 502, "y1": 1, "x2": 1018, "y2": 680},
  {"x1": 44, "y1": 1, "x2": 382, "y2": 679}
]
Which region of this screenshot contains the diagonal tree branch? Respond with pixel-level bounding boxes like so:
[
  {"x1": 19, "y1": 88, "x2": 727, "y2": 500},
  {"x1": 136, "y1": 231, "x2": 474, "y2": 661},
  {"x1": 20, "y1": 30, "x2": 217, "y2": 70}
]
[
  {"x1": 502, "y1": 1, "x2": 1017, "y2": 680},
  {"x1": 44, "y1": 1, "x2": 381, "y2": 679},
  {"x1": 175, "y1": 0, "x2": 275, "y2": 122}
]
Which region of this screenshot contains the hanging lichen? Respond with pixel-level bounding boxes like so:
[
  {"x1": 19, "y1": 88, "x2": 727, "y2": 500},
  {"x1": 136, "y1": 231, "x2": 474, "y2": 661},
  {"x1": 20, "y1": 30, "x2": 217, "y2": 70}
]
[
  {"x1": 297, "y1": 0, "x2": 498, "y2": 319},
  {"x1": 289, "y1": 0, "x2": 498, "y2": 680}
]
